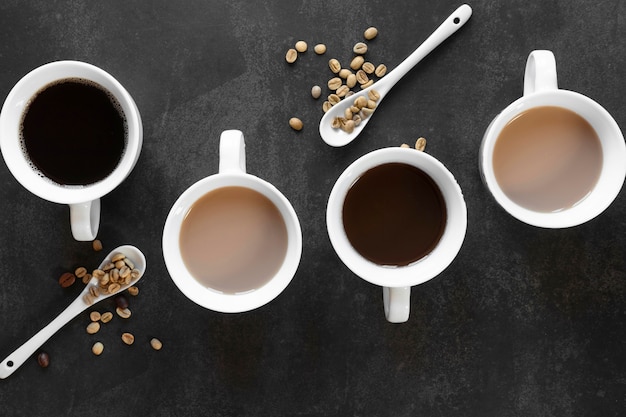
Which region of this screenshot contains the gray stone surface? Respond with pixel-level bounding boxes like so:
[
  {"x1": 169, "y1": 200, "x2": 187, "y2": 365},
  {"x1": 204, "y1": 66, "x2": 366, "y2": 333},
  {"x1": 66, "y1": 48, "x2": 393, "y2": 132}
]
[{"x1": 0, "y1": 1, "x2": 625, "y2": 416}]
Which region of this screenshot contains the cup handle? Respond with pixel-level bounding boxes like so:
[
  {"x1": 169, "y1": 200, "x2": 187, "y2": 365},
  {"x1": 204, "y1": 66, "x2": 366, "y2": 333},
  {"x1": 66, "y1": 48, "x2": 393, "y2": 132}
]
[
  {"x1": 69, "y1": 199, "x2": 100, "y2": 241},
  {"x1": 219, "y1": 130, "x2": 246, "y2": 174},
  {"x1": 523, "y1": 50, "x2": 558, "y2": 96},
  {"x1": 383, "y1": 286, "x2": 411, "y2": 323}
]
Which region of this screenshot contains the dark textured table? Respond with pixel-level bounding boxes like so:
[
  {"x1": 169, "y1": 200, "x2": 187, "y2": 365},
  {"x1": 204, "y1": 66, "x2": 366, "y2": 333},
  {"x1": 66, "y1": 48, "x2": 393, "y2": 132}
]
[{"x1": 1, "y1": 1, "x2": 625, "y2": 416}]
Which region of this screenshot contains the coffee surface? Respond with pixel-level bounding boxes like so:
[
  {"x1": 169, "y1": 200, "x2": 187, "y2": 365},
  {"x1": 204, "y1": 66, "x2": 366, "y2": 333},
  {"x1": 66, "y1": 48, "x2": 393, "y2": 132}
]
[
  {"x1": 493, "y1": 106, "x2": 602, "y2": 212},
  {"x1": 179, "y1": 186, "x2": 288, "y2": 294},
  {"x1": 342, "y1": 163, "x2": 447, "y2": 266},
  {"x1": 21, "y1": 78, "x2": 126, "y2": 185}
]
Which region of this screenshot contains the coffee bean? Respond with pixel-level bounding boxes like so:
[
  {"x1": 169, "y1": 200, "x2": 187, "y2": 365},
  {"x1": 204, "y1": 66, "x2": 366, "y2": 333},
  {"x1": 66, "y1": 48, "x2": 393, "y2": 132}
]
[
  {"x1": 86, "y1": 322, "x2": 100, "y2": 334},
  {"x1": 92, "y1": 239, "x2": 103, "y2": 251},
  {"x1": 115, "y1": 295, "x2": 129, "y2": 310},
  {"x1": 92, "y1": 342, "x2": 104, "y2": 356},
  {"x1": 116, "y1": 307, "x2": 131, "y2": 319},
  {"x1": 37, "y1": 352, "x2": 50, "y2": 368},
  {"x1": 100, "y1": 311, "x2": 113, "y2": 323},
  {"x1": 121, "y1": 332, "x2": 135, "y2": 345},
  {"x1": 58, "y1": 272, "x2": 76, "y2": 288},
  {"x1": 150, "y1": 338, "x2": 163, "y2": 351}
]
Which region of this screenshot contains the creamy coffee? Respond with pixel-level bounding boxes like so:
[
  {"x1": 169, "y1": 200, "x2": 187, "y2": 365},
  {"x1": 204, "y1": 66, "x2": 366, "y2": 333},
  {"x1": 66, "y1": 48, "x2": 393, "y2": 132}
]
[
  {"x1": 493, "y1": 106, "x2": 603, "y2": 212},
  {"x1": 179, "y1": 186, "x2": 288, "y2": 294}
]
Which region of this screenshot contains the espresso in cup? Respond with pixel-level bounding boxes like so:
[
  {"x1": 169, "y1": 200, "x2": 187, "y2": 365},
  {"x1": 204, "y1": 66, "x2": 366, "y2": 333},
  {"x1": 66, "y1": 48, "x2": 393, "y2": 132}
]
[
  {"x1": 327, "y1": 147, "x2": 466, "y2": 323},
  {"x1": 179, "y1": 185, "x2": 288, "y2": 294},
  {"x1": 343, "y1": 162, "x2": 446, "y2": 266},
  {"x1": 21, "y1": 78, "x2": 126, "y2": 185},
  {"x1": 0, "y1": 60, "x2": 143, "y2": 241}
]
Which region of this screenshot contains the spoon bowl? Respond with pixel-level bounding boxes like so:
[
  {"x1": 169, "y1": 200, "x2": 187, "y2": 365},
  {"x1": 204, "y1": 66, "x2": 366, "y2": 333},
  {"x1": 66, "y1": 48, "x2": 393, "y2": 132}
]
[
  {"x1": 0, "y1": 245, "x2": 146, "y2": 379},
  {"x1": 320, "y1": 4, "x2": 472, "y2": 147}
]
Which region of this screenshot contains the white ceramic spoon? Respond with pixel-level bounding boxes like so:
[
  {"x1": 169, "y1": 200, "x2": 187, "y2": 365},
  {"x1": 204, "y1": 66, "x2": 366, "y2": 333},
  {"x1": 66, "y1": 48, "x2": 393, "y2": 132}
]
[
  {"x1": 0, "y1": 245, "x2": 146, "y2": 379},
  {"x1": 319, "y1": 4, "x2": 473, "y2": 147}
]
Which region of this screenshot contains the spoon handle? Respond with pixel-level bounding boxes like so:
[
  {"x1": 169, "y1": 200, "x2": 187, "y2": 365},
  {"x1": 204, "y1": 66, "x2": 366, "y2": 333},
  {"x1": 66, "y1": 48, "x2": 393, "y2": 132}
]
[
  {"x1": 0, "y1": 294, "x2": 88, "y2": 379},
  {"x1": 377, "y1": 4, "x2": 472, "y2": 95}
]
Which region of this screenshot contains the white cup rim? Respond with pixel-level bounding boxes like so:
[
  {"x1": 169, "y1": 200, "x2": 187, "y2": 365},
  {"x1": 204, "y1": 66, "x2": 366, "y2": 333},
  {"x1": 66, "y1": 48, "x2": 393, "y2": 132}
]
[
  {"x1": 326, "y1": 147, "x2": 467, "y2": 288},
  {"x1": 480, "y1": 89, "x2": 626, "y2": 228},
  {"x1": 0, "y1": 60, "x2": 143, "y2": 204},
  {"x1": 162, "y1": 172, "x2": 303, "y2": 313}
]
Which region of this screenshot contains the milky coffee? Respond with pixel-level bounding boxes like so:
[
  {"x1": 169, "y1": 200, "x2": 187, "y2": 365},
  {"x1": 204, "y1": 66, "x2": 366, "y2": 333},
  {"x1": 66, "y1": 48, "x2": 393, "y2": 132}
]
[
  {"x1": 179, "y1": 186, "x2": 288, "y2": 294},
  {"x1": 493, "y1": 106, "x2": 603, "y2": 212}
]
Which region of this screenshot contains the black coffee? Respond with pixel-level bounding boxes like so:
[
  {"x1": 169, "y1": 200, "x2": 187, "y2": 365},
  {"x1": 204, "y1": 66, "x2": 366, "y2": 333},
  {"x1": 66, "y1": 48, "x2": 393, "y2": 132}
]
[
  {"x1": 20, "y1": 78, "x2": 126, "y2": 185},
  {"x1": 342, "y1": 163, "x2": 447, "y2": 266}
]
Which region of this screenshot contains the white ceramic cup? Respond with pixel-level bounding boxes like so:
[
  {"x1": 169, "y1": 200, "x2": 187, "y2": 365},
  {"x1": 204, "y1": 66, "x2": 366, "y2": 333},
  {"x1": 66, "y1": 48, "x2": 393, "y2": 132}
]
[
  {"x1": 162, "y1": 130, "x2": 302, "y2": 313},
  {"x1": 326, "y1": 147, "x2": 467, "y2": 323},
  {"x1": 479, "y1": 50, "x2": 626, "y2": 228},
  {"x1": 0, "y1": 60, "x2": 143, "y2": 240}
]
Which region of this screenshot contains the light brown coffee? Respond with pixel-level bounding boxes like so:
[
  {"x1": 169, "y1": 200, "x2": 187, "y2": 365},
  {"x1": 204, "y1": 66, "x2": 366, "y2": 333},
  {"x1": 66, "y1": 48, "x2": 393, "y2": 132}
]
[
  {"x1": 493, "y1": 106, "x2": 602, "y2": 212},
  {"x1": 179, "y1": 186, "x2": 288, "y2": 294}
]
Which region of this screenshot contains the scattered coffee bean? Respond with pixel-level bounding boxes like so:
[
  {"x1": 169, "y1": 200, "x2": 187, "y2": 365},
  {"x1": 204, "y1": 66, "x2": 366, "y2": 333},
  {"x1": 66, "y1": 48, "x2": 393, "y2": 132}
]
[
  {"x1": 375, "y1": 63, "x2": 387, "y2": 77},
  {"x1": 328, "y1": 58, "x2": 341, "y2": 73},
  {"x1": 37, "y1": 352, "x2": 50, "y2": 368},
  {"x1": 116, "y1": 307, "x2": 131, "y2": 319},
  {"x1": 90, "y1": 311, "x2": 101, "y2": 322},
  {"x1": 360, "y1": 80, "x2": 374, "y2": 89},
  {"x1": 58, "y1": 272, "x2": 76, "y2": 288},
  {"x1": 327, "y1": 77, "x2": 342, "y2": 90},
  {"x1": 115, "y1": 295, "x2": 129, "y2": 310},
  {"x1": 314, "y1": 43, "x2": 326, "y2": 54},
  {"x1": 100, "y1": 311, "x2": 113, "y2": 323},
  {"x1": 356, "y1": 70, "x2": 369, "y2": 84},
  {"x1": 86, "y1": 322, "x2": 100, "y2": 334},
  {"x1": 350, "y1": 56, "x2": 364, "y2": 70},
  {"x1": 362, "y1": 62, "x2": 375, "y2": 74},
  {"x1": 121, "y1": 333, "x2": 135, "y2": 345},
  {"x1": 295, "y1": 40, "x2": 308, "y2": 53},
  {"x1": 92, "y1": 239, "x2": 103, "y2": 252},
  {"x1": 311, "y1": 85, "x2": 322, "y2": 99},
  {"x1": 338, "y1": 68, "x2": 352, "y2": 79},
  {"x1": 289, "y1": 117, "x2": 303, "y2": 131},
  {"x1": 353, "y1": 42, "x2": 368, "y2": 55},
  {"x1": 74, "y1": 267, "x2": 87, "y2": 278},
  {"x1": 92, "y1": 342, "x2": 104, "y2": 356},
  {"x1": 415, "y1": 137, "x2": 427, "y2": 151},
  {"x1": 150, "y1": 338, "x2": 163, "y2": 351},
  {"x1": 285, "y1": 48, "x2": 297, "y2": 64},
  {"x1": 364, "y1": 27, "x2": 378, "y2": 40},
  {"x1": 336, "y1": 85, "x2": 350, "y2": 98},
  {"x1": 346, "y1": 74, "x2": 357, "y2": 88},
  {"x1": 127, "y1": 286, "x2": 139, "y2": 296}
]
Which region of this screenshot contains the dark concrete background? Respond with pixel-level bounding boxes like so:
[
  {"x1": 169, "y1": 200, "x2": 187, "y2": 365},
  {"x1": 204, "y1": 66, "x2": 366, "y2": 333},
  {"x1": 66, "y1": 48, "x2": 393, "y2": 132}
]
[{"x1": 1, "y1": 1, "x2": 625, "y2": 416}]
